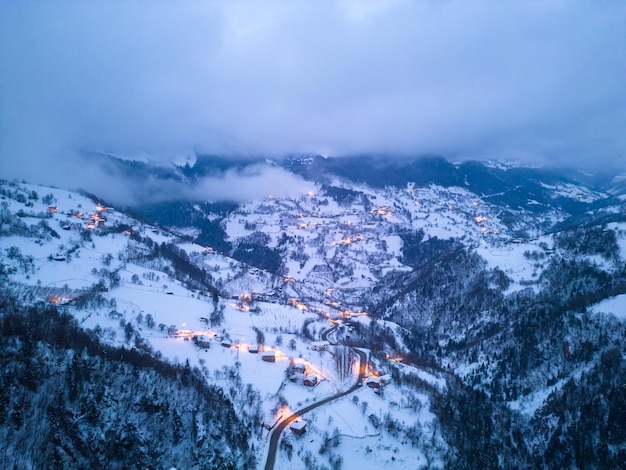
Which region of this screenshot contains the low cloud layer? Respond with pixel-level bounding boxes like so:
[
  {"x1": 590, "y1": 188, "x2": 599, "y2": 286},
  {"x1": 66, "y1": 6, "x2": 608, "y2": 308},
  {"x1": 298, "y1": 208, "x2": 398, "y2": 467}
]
[{"x1": 1, "y1": 0, "x2": 625, "y2": 200}]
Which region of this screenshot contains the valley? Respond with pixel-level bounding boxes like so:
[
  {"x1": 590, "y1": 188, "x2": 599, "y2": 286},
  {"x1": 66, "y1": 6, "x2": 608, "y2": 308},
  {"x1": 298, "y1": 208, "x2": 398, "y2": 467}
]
[{"x1": 1, "y1": 155, "x2": 625, "y2": 469}]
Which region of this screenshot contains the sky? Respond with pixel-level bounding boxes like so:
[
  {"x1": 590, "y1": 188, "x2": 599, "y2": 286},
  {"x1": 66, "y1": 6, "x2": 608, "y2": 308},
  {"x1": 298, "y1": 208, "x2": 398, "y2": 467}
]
[{"x1": 1, "y1": 0, "x2": 625, "y2": 202}]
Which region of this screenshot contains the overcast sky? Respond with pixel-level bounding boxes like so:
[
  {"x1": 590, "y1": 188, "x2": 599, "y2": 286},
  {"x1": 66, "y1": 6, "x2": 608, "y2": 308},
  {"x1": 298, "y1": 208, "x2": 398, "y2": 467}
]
[{"x1": 1, "y1": 0, "x2": 625, "y2": 201}]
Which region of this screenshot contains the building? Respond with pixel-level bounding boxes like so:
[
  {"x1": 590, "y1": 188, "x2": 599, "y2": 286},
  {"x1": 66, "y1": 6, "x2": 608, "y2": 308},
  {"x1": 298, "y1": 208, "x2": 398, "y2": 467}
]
[
  {"x1": 261, "y1": 350, "x2": 277, "y2": 362},
  {"x1": 311, "y1": 341, "x2": 330, "y2": 351},
  {"x1": 365, "y1": 377, "x2": 381, "y2": 388},
  {"x1": 193, "y1": 335, "x2": 211, "y2": 349},
  {"x1": 303, "y1": 374, "x2": 319, "y2": 386},
  {"x1": 366, "y1": 374, "x2": 392, "y2": 388},
  {"x1": 380, "y1": 374, "x2": 392, "y2": 385},
  {"x1": 248, "y1": 344, "x2": 259, "y2": 354},
  {"x1": 290, "y1": 420, "x2": 307, "y2": 436}
]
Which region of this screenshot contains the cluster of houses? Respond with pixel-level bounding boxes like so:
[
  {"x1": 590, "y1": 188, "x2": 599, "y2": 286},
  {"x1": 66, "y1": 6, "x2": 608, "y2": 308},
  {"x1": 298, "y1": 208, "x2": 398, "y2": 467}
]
[
  {"x1": 287, "y1": 361, "x2": 320, "y2": 387},
  {"x1": 191, "y1": 332, "x2": 324, "y2": 389},
  {"x1": 47, "y1": 203, "x2": 110, "y2": 231},
  {"x1": 191, "y1": 334, "x2": 289, "y2": 364}
]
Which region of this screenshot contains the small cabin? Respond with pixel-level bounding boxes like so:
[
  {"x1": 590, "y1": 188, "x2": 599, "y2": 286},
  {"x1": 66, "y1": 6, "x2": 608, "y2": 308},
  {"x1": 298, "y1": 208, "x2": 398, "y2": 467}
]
[
  {"x1": 248, "y1": 344, "x2": 259, "y2": 354},
  {"x1": 303, "y1": 374, "x2": 319, "y2": 387},
  {"x1": 311, "y1": 341, "x2": 330, "y2": 351},
  {"x1": 290, "y1": 420, "x2": 307, "y2": 436},
  {"x1": 193, "y1": 335, "x2": 211, "y2": 349},
  {"x1": 261, "y1": 350, "x2": 277, "y2": 362},
  {"x1": 221, "y1": 339, "x2": 232, "y2": 348}
]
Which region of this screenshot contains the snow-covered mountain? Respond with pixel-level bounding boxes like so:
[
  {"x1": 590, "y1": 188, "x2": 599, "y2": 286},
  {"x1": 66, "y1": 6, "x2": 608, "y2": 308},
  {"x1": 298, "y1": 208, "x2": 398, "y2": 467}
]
[{"x1": 1, "y1": 155, "x2": 625, "y2": 469}]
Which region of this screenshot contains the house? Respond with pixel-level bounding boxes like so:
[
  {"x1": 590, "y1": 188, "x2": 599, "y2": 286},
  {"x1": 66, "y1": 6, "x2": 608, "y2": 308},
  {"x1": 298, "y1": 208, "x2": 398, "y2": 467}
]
[
  {"x1": 248, "y1": 344, "x2": 259, "y2": 354},
  {"x1": 290, "y1": 420, "x2": 307, "y2": 436},
  {"x1": 365, "y1": 376, "x2": 381, "y2": 388},
  {"x1": 47, "y1": 206, "x2": 58, "y2": 213},
  {"x1": 311, "y1": 341, "x2": 330, "y2": 351},
  {"x1": 303, "y1": 374, "x2": 319, "y2": 386},
  {"x1": 221, "y1": 339, "x2": 232, "y2": 348},
  {"x1": 380, "y1": 374, "x2": 392, "y2": 386},
  {"x1": 366, "y1": 374, "x2": 392, "y2": 388},
  {"x1": 193, "y1": 335, "x2": 211, "y2": 349},
  {"x1": 292, "y1": 363, "x2": 306, "y2": 373},
  {"x1": 261, "y1": 350, "x2": 277, "y2": 362}
]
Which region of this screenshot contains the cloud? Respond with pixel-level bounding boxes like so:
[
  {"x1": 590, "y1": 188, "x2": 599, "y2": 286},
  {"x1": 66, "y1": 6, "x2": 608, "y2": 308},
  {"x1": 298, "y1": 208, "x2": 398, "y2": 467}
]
[
  {"x1": 1, "y1": 0, "x2": 625, "y2": 199},
  {"x1": 190, "y1": 165, "x2": 313, "y2": 203},
  {"x1": 30, "y1": 155, "x2": 312, "y2": 206}
]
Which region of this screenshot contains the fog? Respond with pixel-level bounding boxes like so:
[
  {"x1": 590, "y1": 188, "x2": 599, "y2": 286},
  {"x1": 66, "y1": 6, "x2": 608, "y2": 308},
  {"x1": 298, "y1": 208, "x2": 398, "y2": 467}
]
[{"x1": 1, "y1": 1, "x2": 625, "y2": 202}]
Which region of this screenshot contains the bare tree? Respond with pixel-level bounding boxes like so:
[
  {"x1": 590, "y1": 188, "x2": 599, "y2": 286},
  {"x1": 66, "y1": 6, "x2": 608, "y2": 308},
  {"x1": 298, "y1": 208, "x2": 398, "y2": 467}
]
[{"x1": 333, "y1": 345, "x2": 355, "y2": 382}]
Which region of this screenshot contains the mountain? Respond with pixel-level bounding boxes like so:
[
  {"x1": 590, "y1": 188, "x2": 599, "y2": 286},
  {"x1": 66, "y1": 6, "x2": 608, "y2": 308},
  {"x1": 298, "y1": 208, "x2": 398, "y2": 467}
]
[{"x1": 1, "y1": 155, "x2": 625, "y2": 469}]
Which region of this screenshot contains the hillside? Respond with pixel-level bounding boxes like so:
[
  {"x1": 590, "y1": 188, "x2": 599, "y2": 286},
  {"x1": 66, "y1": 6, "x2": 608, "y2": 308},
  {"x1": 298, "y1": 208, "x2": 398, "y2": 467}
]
[{"x1": 1, "y1": 155, "x2": 625, "y2": 469}]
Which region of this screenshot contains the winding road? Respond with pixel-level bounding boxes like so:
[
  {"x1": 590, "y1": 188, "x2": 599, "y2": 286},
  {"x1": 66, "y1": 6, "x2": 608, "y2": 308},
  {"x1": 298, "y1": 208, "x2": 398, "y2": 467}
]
[{"x1": 263, "y1": 323, "x2": 368, "y2": 470}]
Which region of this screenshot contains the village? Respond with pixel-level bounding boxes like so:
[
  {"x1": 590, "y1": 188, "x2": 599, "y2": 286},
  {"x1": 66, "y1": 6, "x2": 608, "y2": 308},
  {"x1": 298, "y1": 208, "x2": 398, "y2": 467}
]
[{"x1": 0, "y1": 177, "x2": 566, "y2": 469}]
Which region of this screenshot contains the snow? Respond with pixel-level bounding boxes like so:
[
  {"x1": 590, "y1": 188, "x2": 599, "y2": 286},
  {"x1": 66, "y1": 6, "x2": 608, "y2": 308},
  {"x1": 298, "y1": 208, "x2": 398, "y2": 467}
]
[
  {"x1": 590, "y1": 293, "x2": 626, "y2": 320},
  {"x1": 4, "y1": 175, "x2": 623, "y2": 469},
  {"x1": 539, "y1": 181, "x2": 606, "y2": 203},
  {"x1": 475, "y1": 238, "x2": 553, "y2": 294},
  {"x1": 273, "y1": 383, "x2": 443, "y2": 470}
]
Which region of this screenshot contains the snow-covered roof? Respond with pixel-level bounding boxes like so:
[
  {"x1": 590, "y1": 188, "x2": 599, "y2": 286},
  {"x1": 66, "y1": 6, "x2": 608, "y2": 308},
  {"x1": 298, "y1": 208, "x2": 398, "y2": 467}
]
[{"x1": 290, "y1": 420, "x2": 306, "y2": 431}]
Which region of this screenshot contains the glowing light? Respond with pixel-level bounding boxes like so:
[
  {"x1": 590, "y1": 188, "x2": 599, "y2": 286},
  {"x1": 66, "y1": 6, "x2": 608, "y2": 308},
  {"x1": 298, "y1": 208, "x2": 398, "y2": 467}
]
[
  {"x1": 275, "y1": 404, "x2": 293, "y2": 421},
  {"x1": 231, "y1": 303, "x2": 250, "y2": 312},
  {"x1": 288, "y1": 299, "x2": 307, "y2": 310},
  {"x1": 370, "y1": 206, "x2": 392, "y2": 216},
  {"x1": 385, "y1": 353, "x2": 403, "y2": 363}
]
